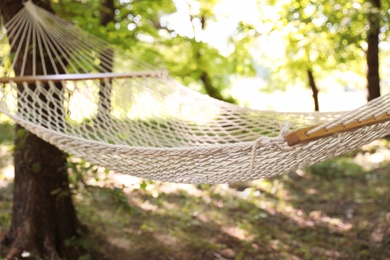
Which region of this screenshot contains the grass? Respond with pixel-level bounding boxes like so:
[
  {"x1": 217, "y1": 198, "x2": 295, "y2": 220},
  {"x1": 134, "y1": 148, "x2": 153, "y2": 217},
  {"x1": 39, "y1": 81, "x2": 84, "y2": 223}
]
[{"x1": 0, "y1": 121, "x2": 390, "y2": 259}]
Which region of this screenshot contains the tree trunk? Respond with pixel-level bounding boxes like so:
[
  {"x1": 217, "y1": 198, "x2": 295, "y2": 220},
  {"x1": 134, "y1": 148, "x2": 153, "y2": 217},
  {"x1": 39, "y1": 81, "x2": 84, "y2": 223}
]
[
  {"x1": 0, "y1": 1, "x2": 85, "y2": 259},
  {"x1": 307, "y1": 69, "x2": 320, "y2": 111},
  {"x1": 190, "y1": 14, "x2": 233, "y2": 103},
  {"x1": 366, "y1": 0, "x2": 381, "y2": 101},
  {"x1": 200, "y1": 70, "x2": 225, "y2": 101},
  {"x1": 97, "y1": 0, "x2": 115, "y2": 126},
  {"x1": 100, "y1": 0, "x2": 115, "y2": 27}
]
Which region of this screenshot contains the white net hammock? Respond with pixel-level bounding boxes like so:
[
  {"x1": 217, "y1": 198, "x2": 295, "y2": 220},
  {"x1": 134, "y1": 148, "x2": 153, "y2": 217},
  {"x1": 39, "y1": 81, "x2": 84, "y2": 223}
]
[{"x1": 1, "y1": 1, "x2": 390, "y2": 184}]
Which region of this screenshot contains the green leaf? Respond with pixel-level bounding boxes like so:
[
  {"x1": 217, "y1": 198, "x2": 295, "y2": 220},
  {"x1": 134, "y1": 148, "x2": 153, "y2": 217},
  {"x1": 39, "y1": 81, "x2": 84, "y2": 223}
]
[{"x1": 31, "y1": 162, "x2": 41, "y2": 173}]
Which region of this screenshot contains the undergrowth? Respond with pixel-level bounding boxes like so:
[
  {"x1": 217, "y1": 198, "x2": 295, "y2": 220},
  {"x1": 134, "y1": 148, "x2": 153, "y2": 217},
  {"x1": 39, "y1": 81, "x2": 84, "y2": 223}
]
[{"x1": 0, "y1": 121, "x2": 389, "y2": 259}]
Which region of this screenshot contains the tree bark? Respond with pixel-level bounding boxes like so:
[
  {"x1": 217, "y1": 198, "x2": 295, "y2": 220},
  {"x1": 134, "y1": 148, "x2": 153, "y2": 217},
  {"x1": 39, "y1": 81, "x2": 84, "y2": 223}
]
[
  {"x1": 100, "y1": 0, "x2": 115, "y2": 26},
  {"x1": 97, "y1": 0, "x2": 115, "y2": 126},
  {"x1": 0, "y1": 1, "x2": 85, "y2": 259},
  {"x1": 307, "y1": 69, "x2": 320, "y2": 111},
  {"x1": 200, "y1": 70, "x2": 226, "y2": 101},
  {"x1": 366, "y1": 0, "x2": 381, "y2": 101}
]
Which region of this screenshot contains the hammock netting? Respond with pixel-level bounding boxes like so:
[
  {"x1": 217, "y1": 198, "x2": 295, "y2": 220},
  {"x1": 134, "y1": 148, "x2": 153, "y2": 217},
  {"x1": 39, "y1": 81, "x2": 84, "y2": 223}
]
[{"x1": 1, "y1": 1, "x2": 390, "y2": 183}]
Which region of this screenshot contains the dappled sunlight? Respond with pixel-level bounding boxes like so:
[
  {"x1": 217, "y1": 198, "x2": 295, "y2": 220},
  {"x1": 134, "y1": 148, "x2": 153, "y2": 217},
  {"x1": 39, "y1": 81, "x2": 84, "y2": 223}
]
[
  {"x1": 308, "y1": 211, "x2": 353, "y2": 231},
  {"x1": 1, "y1": 112, "x2": 390, "y2": 258},
  {"x1": 283, "y1": 206, "x2": 315, "y2": 228},
  {"x1": 0, "y1": 165, "x2": 13, "y2": 187},
  {"x1": 252, "y1": 180, "x2": 355, "y2": 233},
  {"x1": 370, "y1": 215, "x2": 390, "y2": 244},
  {"x1": 106, "y1": 237, "x2": 131, "y2": 252},
  {"x1": 354, "y1": 140, "x2": 390, "y2": 170},
  {"x1": 65, "y1": 78, "x2": 222, "y2": 125},
  {"x1": 0, "y1": 114, "x2": 13, "y2": 123},
  {"x1": 138, "y1": 200, "x2": 159, "y2": 212},
  {"x1": 152, "y1": 232, "x2": 178, "y2": 248},
  {"x1": 221, "y1": 225, "x2": 254, "y2": 241},
  {"x1": 0, "y1": 144, "x2": 13, "y2": 188}
]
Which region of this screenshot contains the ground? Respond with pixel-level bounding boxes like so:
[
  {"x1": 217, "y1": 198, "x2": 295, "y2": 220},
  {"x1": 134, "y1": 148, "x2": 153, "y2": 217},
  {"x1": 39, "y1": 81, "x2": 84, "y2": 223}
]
[{"x1": 0, "y1": 118, "x2": 389, "y2": 259}]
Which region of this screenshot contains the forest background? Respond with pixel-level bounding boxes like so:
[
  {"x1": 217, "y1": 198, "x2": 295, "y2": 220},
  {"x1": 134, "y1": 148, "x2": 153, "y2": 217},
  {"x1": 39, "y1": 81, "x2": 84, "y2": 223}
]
[{"x1": 0, "y1": 0, "x2": 390, "y2": 259}]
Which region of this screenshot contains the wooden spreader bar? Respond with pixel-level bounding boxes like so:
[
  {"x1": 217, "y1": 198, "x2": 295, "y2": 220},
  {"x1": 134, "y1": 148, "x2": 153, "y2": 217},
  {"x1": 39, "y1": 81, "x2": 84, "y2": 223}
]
[
  {"x1": 285, "y1": 112, "x2": 390, "y2": 146},
  {"x1": 0, "y1": 71, "x2": 168, "y2": 84}
]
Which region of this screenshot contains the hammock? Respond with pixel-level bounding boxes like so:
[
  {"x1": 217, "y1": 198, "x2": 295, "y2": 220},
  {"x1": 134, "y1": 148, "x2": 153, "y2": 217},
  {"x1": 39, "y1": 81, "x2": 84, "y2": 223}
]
[{"x1": 0, "y1": 1, "x2": 389, "y2": 184}]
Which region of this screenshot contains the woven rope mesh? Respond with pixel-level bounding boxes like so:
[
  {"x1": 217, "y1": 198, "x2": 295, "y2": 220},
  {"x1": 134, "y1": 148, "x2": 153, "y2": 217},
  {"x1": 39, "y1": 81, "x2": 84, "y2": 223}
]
[{"x1": 1, "y1": 2, "x2": 390, "y2": 183}]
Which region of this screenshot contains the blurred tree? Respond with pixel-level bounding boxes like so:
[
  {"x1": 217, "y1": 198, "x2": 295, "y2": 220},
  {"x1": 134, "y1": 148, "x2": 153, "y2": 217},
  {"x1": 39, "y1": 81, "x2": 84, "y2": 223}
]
[
  {"x1": 156, "y1": 0, "x2": 258, "y2": 103},
  {"x1": 366, "y1": 0, "x2": 381, "y2": 101},
  {"x1": 54, "y1": 0, "x2": 257, "y2": 103},
  {"x1": 97, "y1": 0, "x2": 115, "y2": 124},
  {"x1": 55, "y1": 0, "x2": 176, "y2": 64},
  {"x1": 268, "y1": 0, "x2": 390, "y2": 109}
]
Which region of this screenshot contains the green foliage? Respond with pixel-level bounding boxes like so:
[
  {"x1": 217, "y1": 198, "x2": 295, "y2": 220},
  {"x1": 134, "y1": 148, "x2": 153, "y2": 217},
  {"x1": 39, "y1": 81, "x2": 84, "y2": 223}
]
[
  {"x1": 0, "y1": 193, "x2": 11, "y2": 227},
  {"x1": 51, "y1": 0, "x2": 257, "y2": 103},
  {"x1": 0, "y1": 210, "x2": 10, "y2": 227},
  {"x1": 67, "y1": 159, "x2": 105, "y2": 191},
  {"x1": 267, "y1": 0, "x2": 390, "y2": 92},
  {"x1": 67, "y1": 157, "x2": 136, "y2": 214},
  {"x1": 54, "y1": 0, "x2": 176, "y2": 66},
  {"x1": 0, "y1": 122, "x2": 14, "y2": 145},
  {"x1": 139, "y1": 179, "x2": 155, "y2": 191},
  {"x1": 16, "y1": 128, "x2": 26, "y2": 139},
  {"x1": 63, "y1": 229, "x2": 94, "y2": 259},
  {"x1": 306, "y1": 157, "x2": 364, "y2": 180},
  {"x1": 31, "y1": 162, "x2": 41, "y2": 173},
  {"x1": 159, "y1": 1, "x2": 257, "y2": 102}
]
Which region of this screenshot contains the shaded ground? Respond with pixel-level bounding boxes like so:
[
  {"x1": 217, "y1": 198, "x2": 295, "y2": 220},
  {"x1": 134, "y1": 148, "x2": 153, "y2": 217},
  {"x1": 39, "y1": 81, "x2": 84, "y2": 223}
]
[{"x1": 0, "y1": 121, "x2": 389, "y2": 259}]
